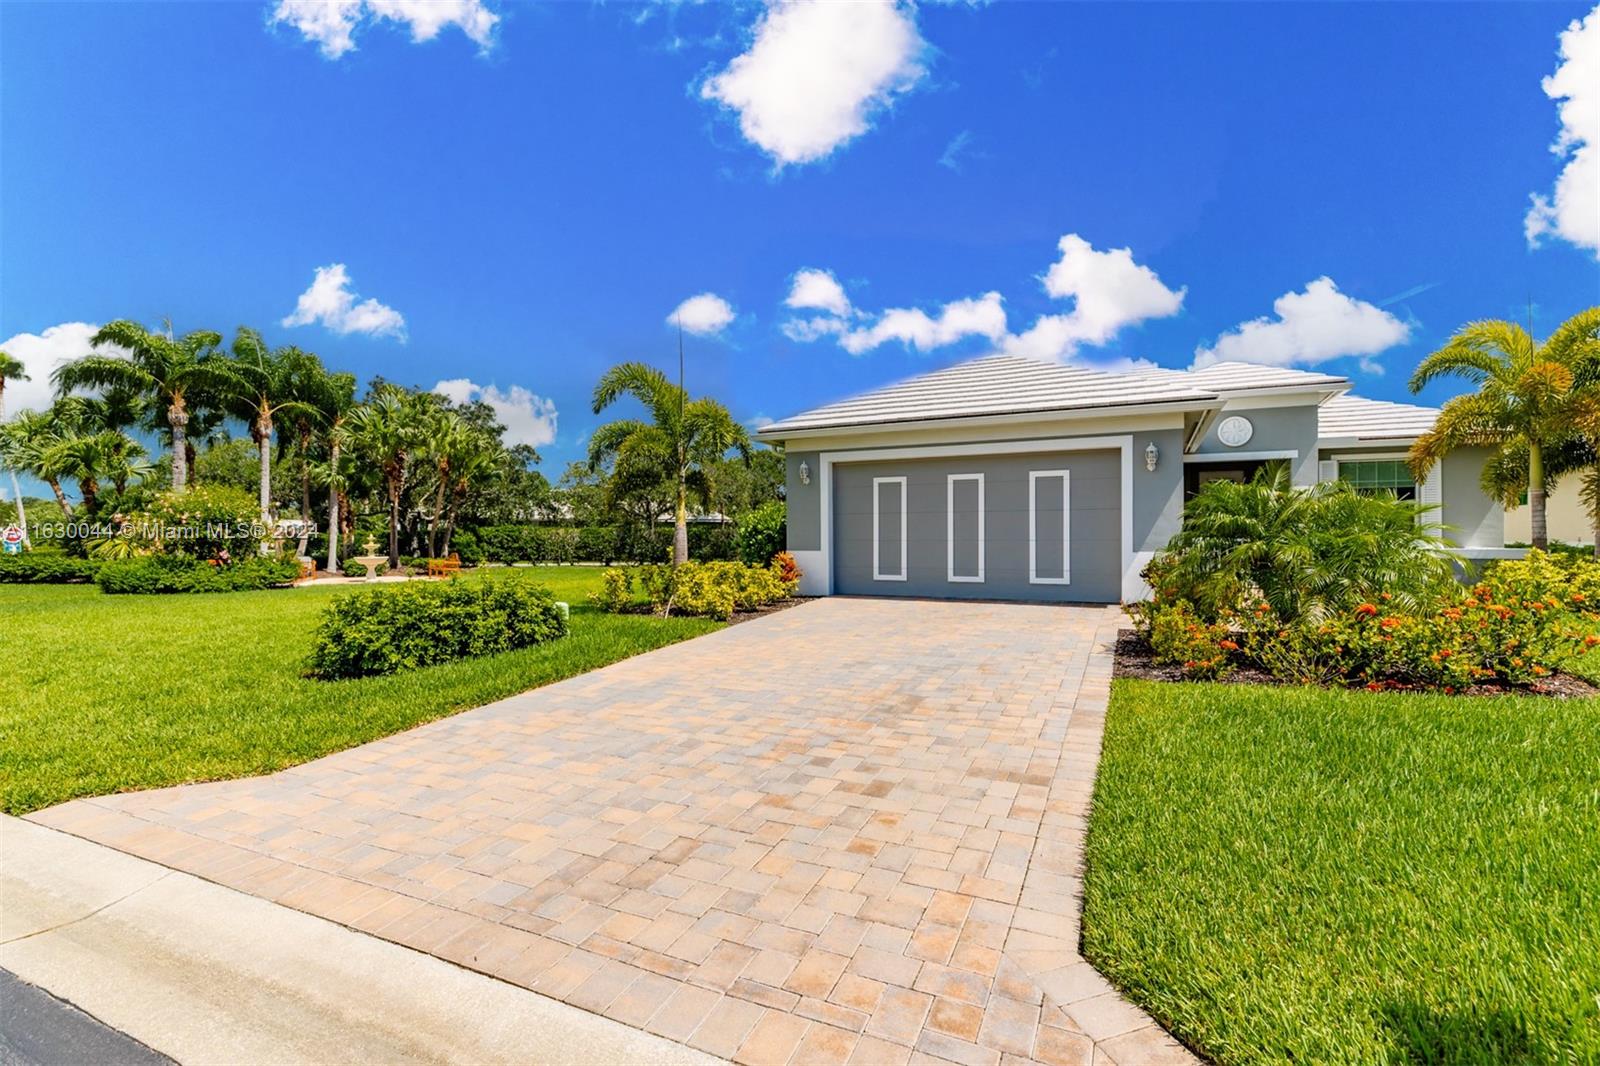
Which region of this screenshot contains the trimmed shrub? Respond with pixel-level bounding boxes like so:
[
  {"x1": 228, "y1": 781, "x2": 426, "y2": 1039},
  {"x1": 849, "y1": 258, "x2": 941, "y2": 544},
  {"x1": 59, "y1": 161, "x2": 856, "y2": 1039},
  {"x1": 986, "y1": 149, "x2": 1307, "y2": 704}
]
[
  {"x1": 1481, "y1": 550, "x2": 1600, "y2": 617},
  {"x1": 96, "y1": 553, "x2": 300, "y2": 594},
  {"x1": 591, "y1": 568, "x2": 633, "y2": 612},
  {"x1": 634, "y1": 560, "x2": 795, "y2": 619},
  {"x1": 449, "y1": 529, "x2": 483, "y2": 566},
  {"x1": 304, "y1": 579, "x2": 568, "y2": 680},
  {"x1": 0, "y1": 550, "x2": 100, "y2": 584},
  {"x1": 114, "y1": 485, "x2": 265, "y2": 559},
  {"x1": 341, "y1": 559, "x2": 387, "y2": 579},
  {"x1": 736, "y1": 501, "x2": 787, "y2": 566}
]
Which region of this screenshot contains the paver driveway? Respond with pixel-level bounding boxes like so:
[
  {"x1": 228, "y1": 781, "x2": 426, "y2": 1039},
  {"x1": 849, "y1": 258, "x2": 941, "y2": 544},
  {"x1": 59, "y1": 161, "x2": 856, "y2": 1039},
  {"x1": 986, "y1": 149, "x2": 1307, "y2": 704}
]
[{"x1": 32, "y1": 598, "x2": 1194, "y2": 1066}]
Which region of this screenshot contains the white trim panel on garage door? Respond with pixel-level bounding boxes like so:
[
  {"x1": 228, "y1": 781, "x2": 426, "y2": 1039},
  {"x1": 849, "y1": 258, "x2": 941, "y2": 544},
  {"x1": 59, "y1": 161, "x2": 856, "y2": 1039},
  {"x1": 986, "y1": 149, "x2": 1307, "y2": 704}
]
[
  {"x1": 872, "y1": 476, "x2": 907, "y2": 582},
  {"x1": 946, "y1": 473, "x2": 985, "y2": 583},
  {"x1": 817, "y1": 435, "x2": 1136, "y2": 600},
  {"x1": 1028, "y1": 470, "x2": 1070, "y2": 585}
]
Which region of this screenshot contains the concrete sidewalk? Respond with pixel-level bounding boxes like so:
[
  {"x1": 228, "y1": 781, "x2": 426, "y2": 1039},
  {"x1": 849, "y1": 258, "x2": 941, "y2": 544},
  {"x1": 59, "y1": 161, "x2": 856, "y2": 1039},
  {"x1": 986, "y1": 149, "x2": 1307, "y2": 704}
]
[{"x1": 0, "y1": 816, "x2": 719, "y2": 1065}]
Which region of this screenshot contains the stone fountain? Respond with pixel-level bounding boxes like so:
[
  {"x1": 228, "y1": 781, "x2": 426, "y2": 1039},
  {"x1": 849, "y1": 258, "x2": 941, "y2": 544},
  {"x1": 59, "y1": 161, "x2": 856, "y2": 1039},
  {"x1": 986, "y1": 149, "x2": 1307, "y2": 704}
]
[{"x1": 351, "y1": 536, "x2": 388, "y2": 582}]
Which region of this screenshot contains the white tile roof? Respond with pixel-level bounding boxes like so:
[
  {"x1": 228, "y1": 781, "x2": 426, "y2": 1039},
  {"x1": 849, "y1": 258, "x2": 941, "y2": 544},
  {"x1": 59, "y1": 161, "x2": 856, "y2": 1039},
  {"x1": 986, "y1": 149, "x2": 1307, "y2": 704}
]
[
  {"x1": 757, "y1": 355, "x2": 1219, "y2": 435},
  {"x1": 1129, "y1": 360, "x2": 1349, "y2": 392},
  {"x1": 1317, "y1": 394, "x2": 1438, "y2": 442},
  {"x1": 758, "y1": 353, "x2": 1437, "y2": 442}
]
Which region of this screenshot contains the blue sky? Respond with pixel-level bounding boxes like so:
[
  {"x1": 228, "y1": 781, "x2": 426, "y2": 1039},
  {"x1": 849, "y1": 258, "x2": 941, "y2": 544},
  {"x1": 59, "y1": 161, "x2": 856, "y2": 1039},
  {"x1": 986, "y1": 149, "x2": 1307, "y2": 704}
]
[{"x1": 3, "y1": 0, "x2": 1597, "y2": 482}]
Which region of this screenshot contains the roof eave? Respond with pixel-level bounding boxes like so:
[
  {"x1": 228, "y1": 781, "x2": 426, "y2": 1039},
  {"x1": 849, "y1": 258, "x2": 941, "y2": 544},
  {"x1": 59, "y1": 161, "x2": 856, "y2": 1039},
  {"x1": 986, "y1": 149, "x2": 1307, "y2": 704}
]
[{"x1": 756, "y1": 396, "x2": 1224, "y2": 442}]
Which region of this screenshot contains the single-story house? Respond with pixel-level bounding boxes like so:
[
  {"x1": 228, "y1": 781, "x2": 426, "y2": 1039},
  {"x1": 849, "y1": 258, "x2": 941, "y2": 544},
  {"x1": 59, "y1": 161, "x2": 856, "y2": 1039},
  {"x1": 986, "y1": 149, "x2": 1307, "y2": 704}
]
[{"x1": 756, "y1": 354, "x2": 1518, "y2": 602}]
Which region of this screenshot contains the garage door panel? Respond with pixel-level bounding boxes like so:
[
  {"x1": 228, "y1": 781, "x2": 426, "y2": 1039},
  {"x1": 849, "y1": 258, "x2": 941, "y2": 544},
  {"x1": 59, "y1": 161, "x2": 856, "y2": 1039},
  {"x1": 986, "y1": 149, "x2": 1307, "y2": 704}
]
[{"x1": 833, "y1": 449, "x2": 1121, "y2": 603}]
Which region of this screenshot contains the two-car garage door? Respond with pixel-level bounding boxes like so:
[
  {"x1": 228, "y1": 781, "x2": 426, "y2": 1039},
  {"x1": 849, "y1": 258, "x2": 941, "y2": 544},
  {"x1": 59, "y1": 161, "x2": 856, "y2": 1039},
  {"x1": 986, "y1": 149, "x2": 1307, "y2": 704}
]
[{"x1": 832, "y1": 450, "x2": 1121, "y2": 603}]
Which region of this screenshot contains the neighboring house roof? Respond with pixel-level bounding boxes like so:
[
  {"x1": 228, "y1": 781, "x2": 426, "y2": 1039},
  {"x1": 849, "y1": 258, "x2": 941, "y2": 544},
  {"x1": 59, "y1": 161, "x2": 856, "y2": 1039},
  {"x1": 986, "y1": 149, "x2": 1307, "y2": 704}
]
[
  {"x1": 1317, "y1": 394, "x2": 1438, "y2": 443},
  {"x1": 756, "y1": 354, "x2": 1220, "y2": 435}
]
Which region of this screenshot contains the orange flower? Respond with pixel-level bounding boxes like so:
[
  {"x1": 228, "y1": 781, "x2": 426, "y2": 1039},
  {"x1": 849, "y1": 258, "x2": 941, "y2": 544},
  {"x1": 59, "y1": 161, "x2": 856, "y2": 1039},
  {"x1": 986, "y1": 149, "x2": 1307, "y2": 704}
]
[
  {"x1": 1573, "y1": 593, "x2": 1586, "y2": 603},
  {"x1": 1355, "y1": 603, "x2": 1378, "y2": 617},
  {"x1": 1584, "y1": 635, "x2": 1599, "y2": 647},
  {"x1": 1219, "y1": 639, "x2": 1239, "y2": 651}
]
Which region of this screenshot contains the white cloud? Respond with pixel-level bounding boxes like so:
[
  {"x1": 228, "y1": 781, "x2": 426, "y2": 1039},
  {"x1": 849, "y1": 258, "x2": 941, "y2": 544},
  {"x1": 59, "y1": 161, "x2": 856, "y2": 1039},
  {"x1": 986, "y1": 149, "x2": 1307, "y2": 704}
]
[
  {"x1": 0, "y1": 323, "x2": 111, "y2": 416},
  {"x1": 1192, "y1": 277, "x2": 1410, "y2": 370},
  {"x1": 1003, "y1": 235, "x2": 1187, "y2": 361},
  {"x1": 701, "y1": 0, "x2": 928, "y2": 167},
  {"x1": 782, "y1": 235, "x2": 1182, "y2": 363},
  {"x1": 668, "y1": 293, "x2": 736, "y2": 336},
  {"x1": 433, "y1": 379, "x2": 558, "y2": 448},
  {"x1": 271, "y1": 0, "x2": 497, "y2": 59},
  {"x1": 785, "y1": 268, "x2": 853, "y2": 317},
  {"x1": 1525, "y1": 3, "x2": 1600, "y2": 257},
  {"x1": 281, "y1": 264, "x2": 407, "y2": 340},
  {"x1": 841, "y1": 292, "x2": 1007, "y2": 355}
]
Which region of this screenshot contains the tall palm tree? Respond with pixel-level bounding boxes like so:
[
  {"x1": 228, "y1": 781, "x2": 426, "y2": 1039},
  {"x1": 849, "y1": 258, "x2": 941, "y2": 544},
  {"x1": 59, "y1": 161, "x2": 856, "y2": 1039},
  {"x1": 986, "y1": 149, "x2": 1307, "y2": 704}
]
[
  {"x1": 1409, "y1": 307, "x2": 1600, "y2": 550},
  {"x1": 0, "y1": 349, "x2": 26, "y2": 423},
  {"x1": 0, "y1": 349, "x2": 31, "y2": 539},
  {"x1": 440, "y1": 429, "x2": 500, "y2": 556},
  {"x1": 591, "y1": 361, "x2": 751, "y2": 565},
  {"x1": 214, "y1": 328, "x2": 317, "y2": 528},
  {"x1": 299, "y1": 369, "x2": 359, "y2": 571},
  {"x1": 349, "y1": 388, "x2": 420, "y2": 567},
  {"x1": 36, "y1": 402, "x2": 146, "y2": 520},
  {"x1": 53, "y1": 320, "x2": 224, "y2": 494},
  {"x1": 0, "y1": 407, "x2": 73, "y2": 518}
]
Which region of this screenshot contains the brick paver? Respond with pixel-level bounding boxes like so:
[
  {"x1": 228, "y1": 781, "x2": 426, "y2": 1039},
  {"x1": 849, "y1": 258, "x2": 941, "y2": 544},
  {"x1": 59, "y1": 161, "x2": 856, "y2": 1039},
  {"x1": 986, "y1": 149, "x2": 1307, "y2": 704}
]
[{"x1": 29, "y1": 597, "x2": 1196, "y2": 1065}]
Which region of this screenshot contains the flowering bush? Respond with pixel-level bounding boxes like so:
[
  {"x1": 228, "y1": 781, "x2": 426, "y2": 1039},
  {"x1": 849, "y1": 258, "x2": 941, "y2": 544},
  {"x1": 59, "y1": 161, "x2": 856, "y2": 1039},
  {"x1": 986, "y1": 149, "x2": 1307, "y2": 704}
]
[
  {"x1": 1148, "y1": 600, "x2": 1236, "y2": 680},
  {"x1": 113, "y1": 485, "x2": 263, "y2": 559}
]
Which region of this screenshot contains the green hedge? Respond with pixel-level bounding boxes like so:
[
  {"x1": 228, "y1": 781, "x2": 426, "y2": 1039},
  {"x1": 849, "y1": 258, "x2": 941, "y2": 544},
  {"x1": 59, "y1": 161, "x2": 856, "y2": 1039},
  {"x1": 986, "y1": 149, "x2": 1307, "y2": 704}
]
[
  {"x1": 471, "y1": 524, "x2": 736, "y2": 565},
  {"x1": 96, "y1": 554, "x2": 301, "y2": 594},
  {"x1": 304, "y1": 579, "x2": 568, "y2": 679},
  {"x1": 736, "y1": 501, "x2": 786, "y2": 566},
  {"x1": 0, "y1": 551, "x2": 100, "y2": 584}
]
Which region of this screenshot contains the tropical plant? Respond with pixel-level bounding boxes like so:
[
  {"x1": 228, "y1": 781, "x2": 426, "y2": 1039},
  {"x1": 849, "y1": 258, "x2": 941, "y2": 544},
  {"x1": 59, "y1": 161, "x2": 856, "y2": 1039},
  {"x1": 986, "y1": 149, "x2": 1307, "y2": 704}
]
[
  {"x1": 0, "y1": 408, "x2": 73, "y2": 517},
  {"x1": 53, "y1": 320, "x2": 225, "y2": 494},
  {"x1": 590, "y1": 361, "x2": 751, "y2": 565},
  {"x1": 300, "y1": 369, "x2": 359, "y2": 571},
  {"x1": 1408, "y1": 307, "x2": 1600, "y2": 550},
  {"x1": 0, "y1": 348, "x2": 26, "y2": 422},
  {"x1": 212, "y1": 329, "x2": 318, "y2": 528},
  {"x1": 348, "y1": 387, "x2": 422, "y2": 567},
  {"x1": 1152, "y1": 464, "x2": 1456, "y2": 624}
]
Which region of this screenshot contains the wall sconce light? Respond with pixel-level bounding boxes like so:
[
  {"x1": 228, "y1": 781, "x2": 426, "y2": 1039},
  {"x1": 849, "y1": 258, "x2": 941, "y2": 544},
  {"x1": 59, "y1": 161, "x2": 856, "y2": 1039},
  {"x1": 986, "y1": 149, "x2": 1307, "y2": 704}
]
[
  {"x1": 1145, "y1": 441, "x2": 1160, "y2": 472},
  {"x1": 799, "y1": 460, "x2": 811, "y2": 485}
]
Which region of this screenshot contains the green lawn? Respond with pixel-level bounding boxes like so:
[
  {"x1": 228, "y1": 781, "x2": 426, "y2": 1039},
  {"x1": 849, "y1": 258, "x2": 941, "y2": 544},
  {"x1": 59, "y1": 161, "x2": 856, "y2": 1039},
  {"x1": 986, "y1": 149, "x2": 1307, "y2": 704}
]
[
  {"x1": 1, "y1": 566, "x2": 720, "y2": 814},
  {"x1": 1084, "y1": 679, "x2": 1600, "y2": 1065}
]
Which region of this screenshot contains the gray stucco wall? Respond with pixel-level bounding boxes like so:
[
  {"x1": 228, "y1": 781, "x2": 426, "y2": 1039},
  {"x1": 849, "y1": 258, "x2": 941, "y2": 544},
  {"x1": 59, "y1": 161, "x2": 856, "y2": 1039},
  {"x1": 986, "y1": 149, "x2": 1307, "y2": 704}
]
[
  {"x1": 1191, "y1": 405, "x2": 1320, "y2": 484},
  {"x1": 1441, "y1": 446, "x2": 1503, "y2": 547},
  {"x1": 1133, "y1": 428, "x2": 1184, "y2": 554},
  {"x1": 832, "y1": 450, "x2": 1122, "y2": 603},
  {"x1": 785, "y1": 450, "x2": 821, "y2": 552}
]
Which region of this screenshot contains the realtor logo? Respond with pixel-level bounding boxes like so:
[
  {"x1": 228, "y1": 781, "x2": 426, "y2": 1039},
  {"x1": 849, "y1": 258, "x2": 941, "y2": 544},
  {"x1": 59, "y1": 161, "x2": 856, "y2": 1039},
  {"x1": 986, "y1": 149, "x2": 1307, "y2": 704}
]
[{"x1": 2, "y1": 525, "x2": 22, "y2": 554}]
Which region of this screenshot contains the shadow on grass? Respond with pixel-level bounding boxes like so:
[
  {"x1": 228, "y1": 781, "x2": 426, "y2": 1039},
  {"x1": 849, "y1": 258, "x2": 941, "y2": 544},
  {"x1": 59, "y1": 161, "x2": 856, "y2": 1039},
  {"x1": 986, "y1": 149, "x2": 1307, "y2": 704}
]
[{"x1": 1381, "y1": 1002, "x2": 1544, "y2": 1065}]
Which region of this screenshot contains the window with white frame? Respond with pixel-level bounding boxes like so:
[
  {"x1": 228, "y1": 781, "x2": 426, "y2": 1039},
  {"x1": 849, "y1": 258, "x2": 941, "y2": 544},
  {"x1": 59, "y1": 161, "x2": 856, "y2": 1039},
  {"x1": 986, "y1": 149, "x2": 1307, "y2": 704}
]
[{"x1": 1337, "y1": 459, "x2": 1417, "y2": 500}]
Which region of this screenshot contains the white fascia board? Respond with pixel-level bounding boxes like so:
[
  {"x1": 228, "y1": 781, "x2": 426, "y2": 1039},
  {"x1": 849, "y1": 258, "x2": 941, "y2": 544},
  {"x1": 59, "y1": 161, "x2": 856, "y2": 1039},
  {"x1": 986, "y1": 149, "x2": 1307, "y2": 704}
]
[{"x1": 755, "y1": 398, "x2": 1221, "y2": 444}]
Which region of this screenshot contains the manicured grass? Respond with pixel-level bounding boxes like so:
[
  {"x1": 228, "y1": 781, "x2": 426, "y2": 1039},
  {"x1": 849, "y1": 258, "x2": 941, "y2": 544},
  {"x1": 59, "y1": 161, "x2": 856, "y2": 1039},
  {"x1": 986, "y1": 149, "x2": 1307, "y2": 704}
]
[
  {"x1": 1084, "y1": 679, "x2": 1600, "y2": 1065},
  {"x1": 0, "y1": 567, "x2": 720, "y2": 814}
]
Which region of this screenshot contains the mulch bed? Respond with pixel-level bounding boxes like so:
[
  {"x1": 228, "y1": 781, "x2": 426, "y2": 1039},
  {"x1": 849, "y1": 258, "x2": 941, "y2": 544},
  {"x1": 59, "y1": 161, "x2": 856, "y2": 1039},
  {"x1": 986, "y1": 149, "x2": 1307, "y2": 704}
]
[{"x1": 1113, "y1": 629, "x2": 1599, "y2": 700}]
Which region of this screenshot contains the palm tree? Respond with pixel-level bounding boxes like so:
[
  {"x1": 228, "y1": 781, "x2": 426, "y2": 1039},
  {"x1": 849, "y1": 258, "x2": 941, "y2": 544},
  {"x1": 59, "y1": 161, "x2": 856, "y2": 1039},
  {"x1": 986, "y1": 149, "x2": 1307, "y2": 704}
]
[
  {"x1": 299, "y1": 369, "x2": 358, "y2": 571},
  {"x1": 214, "y1": 329, "x2": 317, "y2": 528},
  {"x1": 0, "y1": 407, "x2": 73, "y2": 517},
  {"x1": 1, "y1": 349, "x2": 31, "y2": 539},
  {"x1": 0, "y1": 348, "x2": 26, "y2": 423},
  {"x1": 349, "y1": 388, "x2": 421, "y2": 567},
  {"x1": 53, "y1": 321, "x2": 224, "y2": 494},
  {"x1": 439, "y1": 430, "x2": 501, "y2": 556},
  {"x1": 1409, "y1": 308, "x2": 1600, "y2": 550},
  {"x1": 36, "y1": 402, "x2": 146, "y2": 520},
  {"x1": 591, "y1": 361, "x2": 751, "y2": 565}
]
